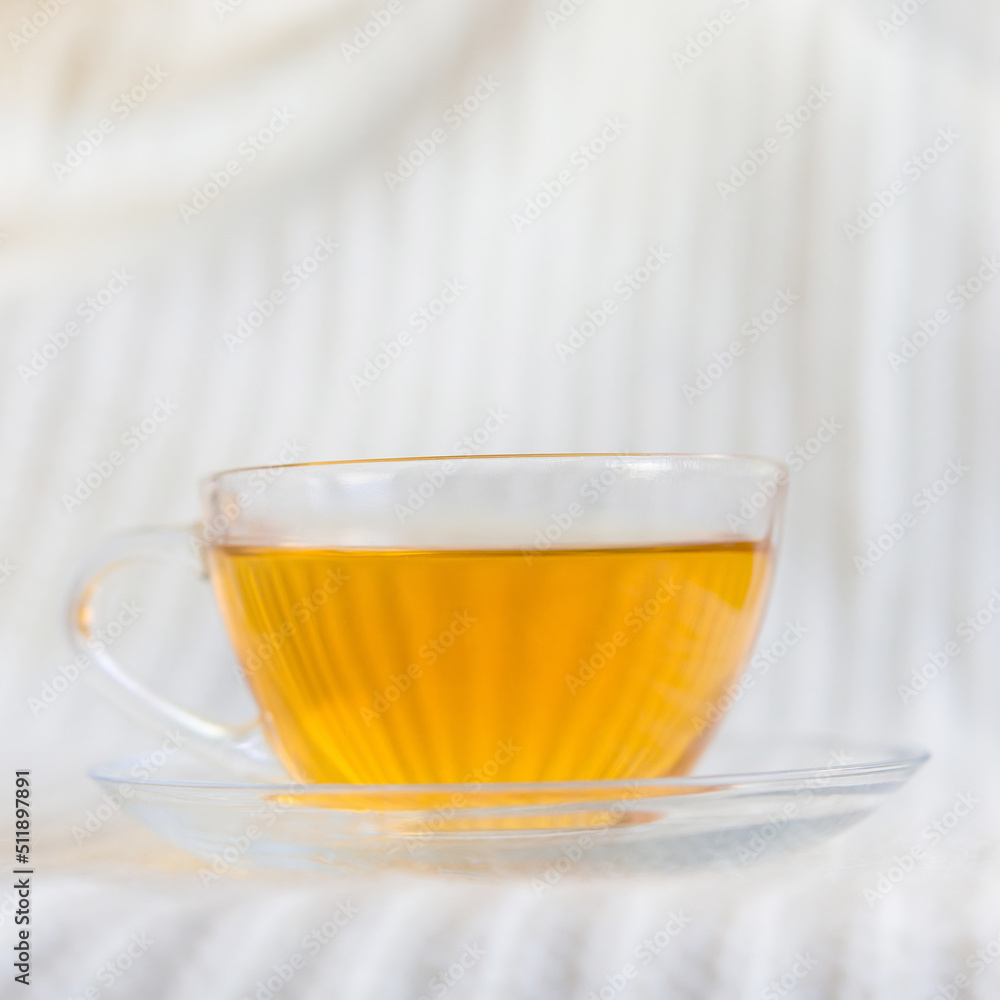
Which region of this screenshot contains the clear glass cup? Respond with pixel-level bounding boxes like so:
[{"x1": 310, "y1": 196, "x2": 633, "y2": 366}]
[{"x1": 69, "y1": 453, "x2": 787, "y2": 784}]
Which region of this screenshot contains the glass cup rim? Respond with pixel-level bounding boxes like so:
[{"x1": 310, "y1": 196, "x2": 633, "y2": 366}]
[{"x1": 203, "y1": 451, "x2": 790, "y2": 490}]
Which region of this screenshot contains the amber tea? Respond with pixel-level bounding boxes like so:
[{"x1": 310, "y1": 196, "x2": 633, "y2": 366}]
[{"x1": 208, "y1": 541, "x2": 772, "y2": 784}]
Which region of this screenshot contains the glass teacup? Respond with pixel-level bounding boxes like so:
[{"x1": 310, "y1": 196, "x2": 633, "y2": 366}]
[{"x1": 70, "y1": 454, "x2": 786, "y2": 784}]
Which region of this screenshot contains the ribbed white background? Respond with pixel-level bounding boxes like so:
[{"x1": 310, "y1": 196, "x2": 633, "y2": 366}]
[{"x1": 2, "y1": 0, "x2": 1000, "y2": 996}]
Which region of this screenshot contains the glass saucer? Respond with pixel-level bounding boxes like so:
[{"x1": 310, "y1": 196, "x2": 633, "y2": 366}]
[{"x1": 90, "y1": 736, "x2": 927, "y2": 878}]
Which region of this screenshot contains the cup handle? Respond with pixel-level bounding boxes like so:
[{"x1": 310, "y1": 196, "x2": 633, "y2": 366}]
[{"x1": 67, "y1": 526, "x2": 288, "y2": 780}]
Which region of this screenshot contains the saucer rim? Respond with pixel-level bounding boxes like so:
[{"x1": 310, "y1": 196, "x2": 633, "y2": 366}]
[{"x1": 89, "y1": 735, "x2": 930, "y2": 794}]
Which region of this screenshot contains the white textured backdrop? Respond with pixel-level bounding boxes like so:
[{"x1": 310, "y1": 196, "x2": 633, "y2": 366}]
[{"x1": 2, "y1": 0, "x2": 1000, "y2": 996}]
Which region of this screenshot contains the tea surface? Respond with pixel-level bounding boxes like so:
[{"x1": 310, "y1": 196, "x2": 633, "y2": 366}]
[{"x1": 208, "y1": 543, "x2": 771, "y2": 783}]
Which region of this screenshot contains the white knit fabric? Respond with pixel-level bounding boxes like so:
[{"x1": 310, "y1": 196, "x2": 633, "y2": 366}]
[{"x1": 3, "y1": 0, "x2": 1000, "y2": 996}]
